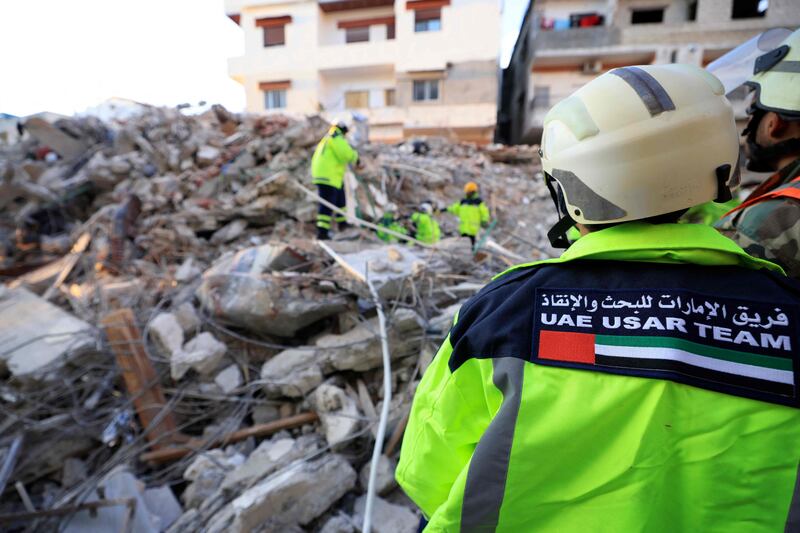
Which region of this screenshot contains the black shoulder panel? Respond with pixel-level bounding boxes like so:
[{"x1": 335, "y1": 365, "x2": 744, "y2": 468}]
[{"x1": 448, "y1": 261, "x2": 800, "y2": 407}]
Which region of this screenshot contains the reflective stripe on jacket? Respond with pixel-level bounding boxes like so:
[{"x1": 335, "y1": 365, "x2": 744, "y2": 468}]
[
  {"x1": 448, "y1": 196, "x2": 489, "y2": 237},
  {"x1": 411, "y1": 212, "x2": 441, "y2": 244},
  {"x1": 397, "y1": 223, "x2": 800, "y2": 532},
  {"x1": 311, "y1": 127, "x2": 358, "y2": 189}
]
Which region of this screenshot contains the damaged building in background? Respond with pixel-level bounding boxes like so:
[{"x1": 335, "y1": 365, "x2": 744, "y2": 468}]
[{"x1": 0, "y1": 101, "x2": 549, "y2": 531}]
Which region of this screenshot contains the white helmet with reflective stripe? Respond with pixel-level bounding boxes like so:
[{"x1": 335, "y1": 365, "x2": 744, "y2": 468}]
[
  {"x1": 540, "y1": 64, "x2": 739, "y2": 247},
  {"x1": 745, "y1": 28, "x2": 800, "y2": 118}
]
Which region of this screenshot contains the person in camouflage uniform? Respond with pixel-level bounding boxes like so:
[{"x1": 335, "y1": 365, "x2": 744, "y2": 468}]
[{"x1": 715, "y1": 29, "x2": 800, "y2": 278}]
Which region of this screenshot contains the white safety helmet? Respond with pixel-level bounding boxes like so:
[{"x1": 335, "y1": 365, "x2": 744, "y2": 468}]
[
  {"x1": 420, "y1": 202, "x2": 433, "y2": 215},
  {"x1": 385, "y1": 202, "x2": 398, "y2": 214},
  {"x1": 540, "y1": 64, "x2": 740, "y2": 247}
]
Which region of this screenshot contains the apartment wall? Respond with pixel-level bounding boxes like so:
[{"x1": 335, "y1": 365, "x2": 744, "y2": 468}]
[
  {"x1": 536, "y1": 0, "x2": 612, "y2": 21},
  {"x1": 317, "y1": 6, "x2": 395, "y2": 45},
  {"x1": 227, "y1": 0, "x2": 501, "y2": 141}
]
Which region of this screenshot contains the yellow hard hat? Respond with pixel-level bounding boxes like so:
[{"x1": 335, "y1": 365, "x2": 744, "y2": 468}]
[{"x1": 464, "y1": 182, "x2": 479, "y2": 195}]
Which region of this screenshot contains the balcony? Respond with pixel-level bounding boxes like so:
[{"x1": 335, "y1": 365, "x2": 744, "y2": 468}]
[
  {"x1": 319, "y1": 0, "x2": 393, "y2": 12},
  {"x1": 534, "y1": 26, "x2": 621, "y2": 51},
  {"x1": 318, "y1": 40, "x2": 397, "y2": 71}
]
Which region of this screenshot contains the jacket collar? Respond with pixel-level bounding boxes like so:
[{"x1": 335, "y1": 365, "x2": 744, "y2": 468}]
[{"x1": 496, "y1": 223, "x2": 784, "y2": 279}]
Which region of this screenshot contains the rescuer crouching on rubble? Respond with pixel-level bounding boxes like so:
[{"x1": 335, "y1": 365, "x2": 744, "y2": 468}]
[{"x1": 396, "y1": 64, "x2": 800, "y2": 532}]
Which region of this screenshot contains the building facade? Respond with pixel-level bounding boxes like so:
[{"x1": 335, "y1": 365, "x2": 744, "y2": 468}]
[
  {"x1": 225, "y1": 0, "x2": 501, "y2": 143},
  {"x1": 501, "y1": 0, "x2": 800, "y2": 144}
]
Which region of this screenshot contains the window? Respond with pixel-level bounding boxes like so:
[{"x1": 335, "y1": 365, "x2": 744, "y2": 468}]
[
  {"x1": 732, "y1": 0, "x2": 768, "y2": 19},
  {"x1": 387, "y1": 22, "x2": 395, "y2": 40},
  {"x1": 631, "y1": 8, "x2": 664, "y2": 24},
  {"x1": 345, "y1": 26, "x2": 370, "y2": 43},
  {"x1": 415, "y1": 9, "x2": 441, "y2": 32},
  {"x1": 345, "y1": 91, "x2": 370, "y2": 109},
  {"x1": 256, "y1": 16, "x2": 291, "y2": 47},
  {"x1": 263, "y1": 26, "x2": 285, "y2": 46},
  {"x1": 264, "y1": 89, "x2": 286, "y2": 109},
  {"x1": 384, "y1": 89, "x2": 396, "y2": 106},
  {"x1": 412, "y1": 80, "x2": 439, "y2": 102},
  {"x1": 687, "y1": 0, "x2": 698, "y2": 21}
]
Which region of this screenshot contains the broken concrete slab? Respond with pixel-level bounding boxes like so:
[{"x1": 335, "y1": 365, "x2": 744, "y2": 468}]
[
  {"x1": 354, "y1": 495, "x2": 417, "y2": 533},
  {"x1": 183, "y1": 449, "x2": 246, "y2": 509},
  {"x1": 319, "y1": 514, "x2": 356, "y2": 533},
  {"x1": 196, "y1": 244, "x2": 348, "y2": 337},
  {"x1": 24, "y1": 117, "x2": 88, "y2": 160},
  {"x1": 196, "y1": 145, "x2": 221, "y2": 167},
  {"x1": 214, "y1": 364, "x2": 242, "y2": 394},
  {"x1": 311, "y1": 383, "x2": 361, "y2": 447},
  {"x1": 174, "y1": 302, "x2": 201, "y2": 335},
  {"x1": 210, "y1": 219, "x2": 247, "y2": 245},
  {"x1": 171, "y1": 332, "x2": 227, "y2": 380},
  {"x1": 327, "y1": 245, "x2": 424, "y2": 300},
  {"x1": 143, "y1": 485, "x2": 184, "y2": 531},
  {"x1": 260, "y1": 348, "x2": 322, "y2": 398},
  {"x1": 148, "y1": 312, "x2": 184, "y2": 357},
  {"x1": 229, "y1": 454, "x2": 356, "y2": 532},
  {"x1": 359, "y1": 455, "x2": 398, "y2": 496},
  {"x1": 175, "y1": 257, "x2": 202, "y2": 283},
  {"x1": 221, "y1": 434, "x2": 322, "y2": 492},
  {"x1": 318, "y1": 309, "x2": 423, "y2": 372},
  {"x1": 63, "y1": 466, "x2": 162, "y2": 533},
  {"x1": 0, "y1": 286, "x2": 94, "y2": 381}
]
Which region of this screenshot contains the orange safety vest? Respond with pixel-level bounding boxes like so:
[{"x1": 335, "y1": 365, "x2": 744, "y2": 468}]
[{"x1": 723, "y1": 175, "x2": 800, "y2": 218}]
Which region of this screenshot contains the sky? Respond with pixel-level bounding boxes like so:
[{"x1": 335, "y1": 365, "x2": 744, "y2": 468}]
[{"x1": 0, "y1": 0, "x2": 528, "y2": 117}]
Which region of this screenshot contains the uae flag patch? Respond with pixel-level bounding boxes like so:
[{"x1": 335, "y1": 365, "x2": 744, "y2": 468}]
[{"x1": 533, "y1": 288, "x2": 800, "y2": 406}]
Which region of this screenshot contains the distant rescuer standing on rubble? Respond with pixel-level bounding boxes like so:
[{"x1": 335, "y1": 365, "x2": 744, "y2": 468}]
[
  {"x1": 396, "y1": 64, "x2": 800, "y2": 531},
  {"x1": 716, "y1": 29, "x2": 800, "y2": 278},
  {"x1": 447, "y1": 182, "x2": 490, "y2": 247},
  {"x1": 311, "y1": 121, "x2": 359, "y2": 240}
]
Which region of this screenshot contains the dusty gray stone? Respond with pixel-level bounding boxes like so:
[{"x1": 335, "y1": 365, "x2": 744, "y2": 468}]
[
  {"x1": 171, "y1": 332, "x2": 227, "y2": 380},
  {"x1": 175, "y1": 257, "x2": 202, "y2": 283},
  {"x1": 230, "y1": 454, "x2": 356, "y2": 532},
  {"x1": 359, "y1": 455, "x2": 397, "y2": 496},
  {"x1": 319, "y1": 514, "x2": 355, "y2": 533},
  {"x1": 196, "y1": 145, "x2": 221, "y2": 166},
  {"x1": 174, "y1": 302, "x2": 201, "y2": 334},
  {"x1": 210, "y1": 219, "x2": 247, "y2": 245},
  {"x1": 149, "y1": 312, "x2": 184, "y2": 358},
  {"x1": 354, "y1": 496, "x2": 417, "y2": 533},
  {"x1": 260, "y1": 348, "x2": 322, "y2": 398},
  {"x1": 214, "y1": 364, "x2": 242, "y2": 394},
  {"x1": 221, "y1": 434, "x2": 321, "y2": 492},
  {"x1": 311, "y1": 384, "x2": 361, "y2": 447}
]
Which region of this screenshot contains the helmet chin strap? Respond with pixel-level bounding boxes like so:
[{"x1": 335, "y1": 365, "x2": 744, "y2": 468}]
[{"x1": 544, "y1": 173, "x2": 576, "y2": 249}]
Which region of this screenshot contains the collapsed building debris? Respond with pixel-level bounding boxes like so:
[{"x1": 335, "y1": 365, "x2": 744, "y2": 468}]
[{"x1": 0, "y1": 102, "x2": 551, "y2": 531}]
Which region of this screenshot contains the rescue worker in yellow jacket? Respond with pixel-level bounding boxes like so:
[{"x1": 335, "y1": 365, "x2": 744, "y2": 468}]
[
  {"x1": 397, "y1": 64, "x2": 800, "y2": 532},
  {"x1": 411, "y1": 202, "x2": 441, "y2": 245},
  {"x1": 447, "y1": 182, "x2": 489, "y2": 247},
  {"x1": 311, "y1": 122, "x2": 359, "y2": 240}
]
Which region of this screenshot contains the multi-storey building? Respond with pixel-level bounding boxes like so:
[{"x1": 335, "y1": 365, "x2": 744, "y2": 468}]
[
  {"x1": 225, "y1": 0, "x2": 501, "y2": 143},
  {"x1": 499, "y1": 0, "x2": 800, "y2": 144}
]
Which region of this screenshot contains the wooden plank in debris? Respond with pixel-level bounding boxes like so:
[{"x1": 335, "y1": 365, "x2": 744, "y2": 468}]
[
  {"x1": 100, "y1": 308, "x2": 178, "y2": 450},
  {"x1": 139, "y1": 412, "x2": 319, "y2": 464},
  {"x1": 42, "y1": 232, "x2": 91, "y2": 301}
]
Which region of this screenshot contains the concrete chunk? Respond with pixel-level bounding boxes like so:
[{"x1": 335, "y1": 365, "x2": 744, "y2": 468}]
[
  {"x1": 149, "y1": 312, "x2": 184, "y2": 357},
  {"x1": 231, "y1": 454, "x2": 356, "y2": 532},
  {"x1": 260, "y1": 348, "x2": 322, "y2": 398},
  {"x1": 214, "y1": 364, "x2": 242, "y2": 394},
  {"x1": 171, "y1": 332, "x2": 227, "y2": 380},
  {"x1": 354, "y1": 496, "x2": 417, "y2": 533},
  {"x1": 311, "y1": 384, "x2": 361, "y2": 447},
  {"x1": 359, "y1": 455, "x2": 397, "y2": 496},
  {"x1": 221, "y1": 435, "x2": 321, "y2": 492},
  {"x1": 0, "y1": 287, "x2": 94, "y2": 381}
]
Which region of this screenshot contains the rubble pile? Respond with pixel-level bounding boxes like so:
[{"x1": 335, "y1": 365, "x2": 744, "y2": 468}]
[{"x1": 0, "y1": 103, "x2": 552, "y2": 531}]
